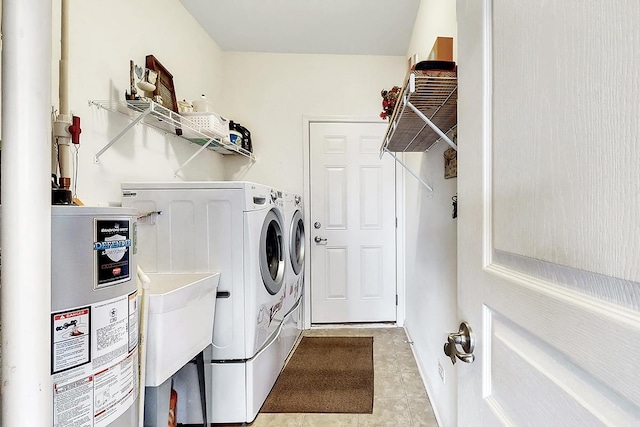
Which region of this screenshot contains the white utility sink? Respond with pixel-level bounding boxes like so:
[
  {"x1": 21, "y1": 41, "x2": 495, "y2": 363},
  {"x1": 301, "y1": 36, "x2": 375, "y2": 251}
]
[{"x1": 144, "y1": 272, "x2": 219, "y2": 387}]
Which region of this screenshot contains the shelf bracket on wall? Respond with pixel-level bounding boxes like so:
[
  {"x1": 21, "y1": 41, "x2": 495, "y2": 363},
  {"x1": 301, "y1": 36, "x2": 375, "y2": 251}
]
[
  {"x1": 88, "y1": 100, "x2": 256, "y2": 170},
  {"x1": 406, "y1": 103, "x2": 457, "y2": 151},
  {"x1": 379, "y1": 69, "x2": 458, "y2": 156},
  {"x1": 93, "y1": 102, "x2": 153, "y2": 163},
  {"x1": 405, "y1": 73, "x2": 457, "y2": 151},
  {"x1": 377, "y1": 67, "x2": 458, "y2": 194},
  {"x1": 383, "y1": 148, "x2": 433, "y2": 193},
  {"x1": 173, "y1": 138, "x2": 216, "y2": 177}
]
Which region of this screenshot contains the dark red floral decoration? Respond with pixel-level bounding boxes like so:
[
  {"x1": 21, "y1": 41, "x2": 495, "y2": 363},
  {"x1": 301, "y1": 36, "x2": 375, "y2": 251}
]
[{"x1": 380, "y1": 86, "x2": 401, "y2": 120}]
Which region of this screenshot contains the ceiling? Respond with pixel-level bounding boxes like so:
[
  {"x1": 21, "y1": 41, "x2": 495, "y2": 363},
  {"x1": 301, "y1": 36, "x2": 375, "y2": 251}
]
[{"x1": 179, "y1": 0, "x2": 421, "y2": 56}]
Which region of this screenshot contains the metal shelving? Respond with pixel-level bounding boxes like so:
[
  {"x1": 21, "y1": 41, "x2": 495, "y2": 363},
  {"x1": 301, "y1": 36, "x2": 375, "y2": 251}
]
[
  {"x1": 379, "y1": 68, "x2": 458, "y2": 191},
  {"x1": 89, "y1": 100, "x2": 255, "y2": 175}
]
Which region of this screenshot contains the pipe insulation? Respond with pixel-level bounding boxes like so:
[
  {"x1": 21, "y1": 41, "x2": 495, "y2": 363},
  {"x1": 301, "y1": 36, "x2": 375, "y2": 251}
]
[
  {"x1": 1, "y1": 0, "x2": 53, "y2": 425},
  {"x1": 60, "y1": 0, "x2": 69, "y2": 116},
  {"x1": 54, "y1": 0, "x2": 72, "y2": 191}
]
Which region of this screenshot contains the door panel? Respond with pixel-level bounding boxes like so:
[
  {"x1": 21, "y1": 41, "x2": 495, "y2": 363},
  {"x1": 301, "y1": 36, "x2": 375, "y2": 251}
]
[
  {"x1": 483, "y1": 274, "x2": 640, "y2": 423},
  {"x1": 325, "y1": 167, "x2": 348, "y2": 229},
  {"x1": 360, "y1": 167, "x2": 384, "y2": 229},
  {"x1": 457, "y1": 0, "x2": 640, "y2": 425},
  {"x1": 326, "y1": 247, "x2": 348, "y2": 299},
  {"x1": 310, "y1": 122, "x2": 396, "y2": 323},
  {"x1": 360, "y1": 247, "x2": 383, "y2": 298}
]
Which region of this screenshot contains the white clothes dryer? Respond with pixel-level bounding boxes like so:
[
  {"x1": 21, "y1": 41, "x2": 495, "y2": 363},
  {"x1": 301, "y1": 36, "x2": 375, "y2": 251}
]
[
  {"x1": 121, "y1": 181, "x2": 286, "y2": 424},
  {"x1": 281, "y1": 192, "x2": 305, "y2": 362}
]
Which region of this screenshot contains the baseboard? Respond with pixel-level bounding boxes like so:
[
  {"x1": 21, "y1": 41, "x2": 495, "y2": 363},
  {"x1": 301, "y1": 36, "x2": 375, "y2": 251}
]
[
  {"x1": 403, "y1": 326, "x2": 445, "y2": 427},
  {"x1": 308, "y1": 322, "x2": 397, "y2": 329}
]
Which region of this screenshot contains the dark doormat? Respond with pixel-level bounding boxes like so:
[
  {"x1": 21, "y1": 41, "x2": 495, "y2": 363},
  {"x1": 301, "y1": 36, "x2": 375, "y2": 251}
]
[{"x1": 261, "y1": 336, "x2": 374, "y2": 414}]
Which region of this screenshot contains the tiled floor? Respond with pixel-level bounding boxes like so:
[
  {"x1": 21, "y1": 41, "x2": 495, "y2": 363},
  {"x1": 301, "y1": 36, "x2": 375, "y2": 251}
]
[{"x1": 246, "y1": 327, "x2": 439, "y2": 427}]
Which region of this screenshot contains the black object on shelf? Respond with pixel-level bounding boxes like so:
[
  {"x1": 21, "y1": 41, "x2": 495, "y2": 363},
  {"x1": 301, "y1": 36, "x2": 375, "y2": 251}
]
[
  {"x1": 229, "y1": 121, "x2": 253, "y2": 153},
  {"x1": 415, "y1": 60, "x2": 456, "y2": 71}
]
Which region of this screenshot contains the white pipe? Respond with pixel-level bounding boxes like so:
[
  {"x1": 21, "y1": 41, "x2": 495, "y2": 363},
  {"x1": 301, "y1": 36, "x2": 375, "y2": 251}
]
[
  {"x1": 54, "y1": 0, "x2": 72, "y2": 191},
  {"x1": 1, "y1": 0, "x2": 53, "y2": 425},
  {"x1": 137, "y1": 266, "x2": 152, "y2": 427},
  {"x1": 60, "y1": 0, "x2": 69, "y2": 115}
]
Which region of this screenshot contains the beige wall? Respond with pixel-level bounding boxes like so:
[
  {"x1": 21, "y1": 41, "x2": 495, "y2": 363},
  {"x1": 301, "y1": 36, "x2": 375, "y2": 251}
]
[
  {"x1": 55, "y1": 0, "x2": 228, "y2": 206},
  {"x1": 56, "y1": 0, "x2": 406, "y2": 205},
  {"x1": 219, "y1": 52, "x2": 406, "y2": 193},
  {"x1": 402, "y1": 1, "x2": 458, "y2": 426}
]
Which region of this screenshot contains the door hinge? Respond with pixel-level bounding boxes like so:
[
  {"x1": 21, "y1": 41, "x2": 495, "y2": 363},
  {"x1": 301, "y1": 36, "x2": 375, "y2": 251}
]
[
  {"x1": 395, "y1": 217, "x2": 398, "y2": 228},
  {"x1": 396, "y1": 295, "x2": 398, "y2": 305}
]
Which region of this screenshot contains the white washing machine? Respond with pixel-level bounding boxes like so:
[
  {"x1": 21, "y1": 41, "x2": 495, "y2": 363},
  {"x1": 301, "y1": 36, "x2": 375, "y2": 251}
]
[
  {"x1": 281, "y1": 192, "x2": 305, "y2": 362},
  {"x1": 121, "y1": 181, "x2": 286, "y2": 424}
]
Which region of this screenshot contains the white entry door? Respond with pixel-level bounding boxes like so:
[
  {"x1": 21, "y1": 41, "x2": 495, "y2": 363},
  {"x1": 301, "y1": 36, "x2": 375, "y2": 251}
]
[
  {"x1": 309, "y1": 121, "x2": 396, "y2": 323},
  {"x1": 457, "y1": 1, "x2": 640, "y2": 425}
]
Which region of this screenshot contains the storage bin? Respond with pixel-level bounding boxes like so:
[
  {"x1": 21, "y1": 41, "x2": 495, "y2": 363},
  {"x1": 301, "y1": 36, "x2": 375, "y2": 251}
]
[{"x1": 181, "y1": 112, "x2": 230, "y2": 139}]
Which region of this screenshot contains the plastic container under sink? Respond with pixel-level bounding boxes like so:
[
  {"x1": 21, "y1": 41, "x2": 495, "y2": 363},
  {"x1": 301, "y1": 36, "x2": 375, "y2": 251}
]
[{"x1": 145, "y1": 272, "x2": 220, "y2": 387}]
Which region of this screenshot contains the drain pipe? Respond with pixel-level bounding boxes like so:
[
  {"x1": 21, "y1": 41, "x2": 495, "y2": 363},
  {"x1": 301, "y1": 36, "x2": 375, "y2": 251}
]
[
  {"x1": 52, "y1": 0, "x2": 74, "y2": 204},
  {"x1": 1, "y1": 0, "x2": 53, "y2": 425}
]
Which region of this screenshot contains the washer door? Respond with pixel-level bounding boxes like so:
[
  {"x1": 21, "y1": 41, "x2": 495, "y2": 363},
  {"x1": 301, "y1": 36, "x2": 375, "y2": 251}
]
[
  {"x1": 289, "y1": 209, "x2": 305, "y2": 275},
  {"x1": 260, "y1": 208, "x2": 285, "y2": 295}
]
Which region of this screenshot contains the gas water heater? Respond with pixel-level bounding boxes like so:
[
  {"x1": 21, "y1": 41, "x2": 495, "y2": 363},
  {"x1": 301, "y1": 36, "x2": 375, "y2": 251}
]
[{"x1": 50, "y1": 206, "x2": 139, "y2": 426}]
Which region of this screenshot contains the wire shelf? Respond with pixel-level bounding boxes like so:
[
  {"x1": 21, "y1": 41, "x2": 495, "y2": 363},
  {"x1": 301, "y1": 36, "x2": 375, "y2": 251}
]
[
  {"x1": 381, "y1": 69, "x2": 457, "y2": 153},
  {"x1": 89, "y1": 99, "x2": 256, "y2": 166}
]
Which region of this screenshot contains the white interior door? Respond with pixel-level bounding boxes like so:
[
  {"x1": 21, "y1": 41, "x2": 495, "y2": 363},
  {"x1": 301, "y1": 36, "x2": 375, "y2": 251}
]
[
  {"x1": 309, "y1": 121, "x2": 396, "y2": 323},
  {"x1": 456, "y1": 0, "x2": 640, "y2": 425}
]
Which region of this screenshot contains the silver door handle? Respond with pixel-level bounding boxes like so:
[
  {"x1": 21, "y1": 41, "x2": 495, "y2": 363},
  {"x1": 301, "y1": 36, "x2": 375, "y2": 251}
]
[
  {"x1": 443, "y1": 322, "x2": 475, "y2": 364},
  {"x1": 314, "y1": 236, "x2": 327, "y2": 244}
]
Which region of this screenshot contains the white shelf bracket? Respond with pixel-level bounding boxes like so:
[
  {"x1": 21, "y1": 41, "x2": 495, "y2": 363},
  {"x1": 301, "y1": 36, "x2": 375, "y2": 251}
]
[
  {"x1": 383, "y1": 149, "x2": 433, "y2": 193},
  {"x1": 94, "y1": 103, "x2": 153, "y2": 163},
  {"x1": 174, "y1": 138, "x2": 215, "y2": 177},
  {"x1": 406, "y1": 101, "x2": 457, "y2": 151},
  {"x1": 90, "y1": 99, "x2": 256, "y2": 173}
]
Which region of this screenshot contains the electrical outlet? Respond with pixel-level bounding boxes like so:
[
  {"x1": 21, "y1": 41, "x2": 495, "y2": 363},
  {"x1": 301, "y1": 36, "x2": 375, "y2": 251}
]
[{"x1": 438, "y1": 360, "x2": 445, "y2": 383}]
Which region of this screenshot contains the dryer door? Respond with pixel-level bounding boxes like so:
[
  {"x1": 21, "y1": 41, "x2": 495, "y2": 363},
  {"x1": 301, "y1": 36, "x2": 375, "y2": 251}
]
[
  {"x1": 289, "y1": 209, "x2": 305, "y2": 275},
  {"x1": 260, "y1": 208, "x2": 285, "y2": 295}
]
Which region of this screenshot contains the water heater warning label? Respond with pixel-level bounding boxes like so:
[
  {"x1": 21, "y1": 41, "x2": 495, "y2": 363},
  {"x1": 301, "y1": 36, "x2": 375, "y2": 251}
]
[
  {"x1": 52, "y1": 293, "x2": 139, "y2": 427},
  {"x1": 52, "y1": 308, "x2": 91, "y2": 374},
  {"x1": 94, "y1": 219, "x2": 132, "y2": 288}
]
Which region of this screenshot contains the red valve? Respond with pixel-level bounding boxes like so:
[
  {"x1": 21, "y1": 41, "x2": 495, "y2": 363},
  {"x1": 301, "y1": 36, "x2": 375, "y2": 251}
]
[{"x1": 69, "y1": 115, "x2": 81, "y2": 144}]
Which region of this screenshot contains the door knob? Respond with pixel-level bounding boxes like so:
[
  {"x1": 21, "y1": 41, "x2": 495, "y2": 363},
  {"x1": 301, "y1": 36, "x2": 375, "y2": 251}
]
[
  {"x1": 314, "y1": 236, "x2": 327, "y2": 244},
  {"x1": 443, "y1": 322, "x2": 475, "y2": 365}
]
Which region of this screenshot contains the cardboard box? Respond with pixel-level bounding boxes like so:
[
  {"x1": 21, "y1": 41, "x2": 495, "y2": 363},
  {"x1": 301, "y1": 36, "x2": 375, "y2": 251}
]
[{"x1": 428, "y1": 37, "x2": 453, "y2": 61}]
